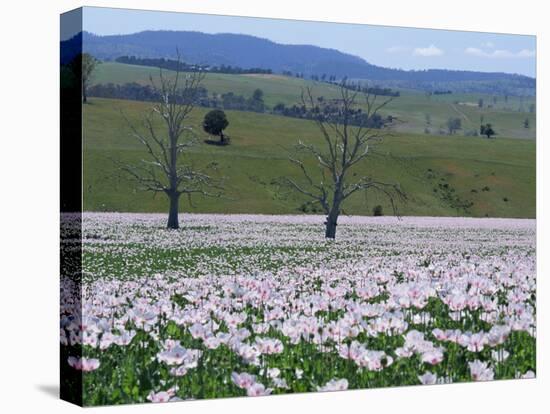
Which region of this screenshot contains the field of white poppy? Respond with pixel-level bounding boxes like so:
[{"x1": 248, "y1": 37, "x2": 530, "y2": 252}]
[{"x1": 60, "y1": 213, "x2": 536, "y2": 405}]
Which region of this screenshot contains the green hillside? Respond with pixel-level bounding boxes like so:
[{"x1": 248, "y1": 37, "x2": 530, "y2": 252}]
[
  {"x1": 93, "y1": 62, "x2": 536, "y2": 139},
  {"x1": 83, "y1": 97, "x2": 535, "y2": 218}
]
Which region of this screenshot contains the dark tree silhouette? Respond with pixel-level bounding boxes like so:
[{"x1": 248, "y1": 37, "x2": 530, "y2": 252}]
[
  {"x1": 248, "y1": 88, "x2": 265, "y2": 112},
  {"x1": 446, "y1": 117, "x2": 462, "y2": 135},
  {"x1": 282, "y1": 82, "x2": 405, "y2": 239},
  {"x1": 203, "y1": 109, "x2": 229, "y2": 143},
  {"x1": 69, "y1": 53, "x2": 100, "y2": 103},
  {"x1": 480, "y1": 123, "x2": 496, "y2": 139}
]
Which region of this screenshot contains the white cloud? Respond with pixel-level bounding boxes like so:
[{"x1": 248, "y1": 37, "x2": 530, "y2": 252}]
[
  {"x1": 465, "y1": 47, "x2": 535, "y2": 58},
  {"x1": 516, "y1": 49, "x2": 537, "y2": 58},
  {"x1": 482, "y1": 41, "x2": 495, "y2": 49},
  {"x1": 413, "y1": 44, "x2": 444, "y2": 57}
]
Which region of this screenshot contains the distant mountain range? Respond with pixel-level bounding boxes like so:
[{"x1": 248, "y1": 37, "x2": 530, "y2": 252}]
[{"x1": 61, "y1": 31, "x2": 535, "y2": 95}]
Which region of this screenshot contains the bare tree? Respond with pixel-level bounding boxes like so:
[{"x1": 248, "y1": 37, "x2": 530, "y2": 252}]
[
  {"x1": 282, "y1": 83, "x2": 405, "y2": 239},
  {"x1": 69, "y1": 53, "x2": 100, "y2": 103},
  {"x1": 446, "y1": 117, "x2": 462, "y2": 135},
  {"x1": 120, "y1": 57, "x2": 221, "y2": 229}
]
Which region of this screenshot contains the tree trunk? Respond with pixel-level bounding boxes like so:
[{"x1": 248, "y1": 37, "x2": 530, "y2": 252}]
[
  {"x1": 325, "y1": 214, "x2": 338, "y2": 239},
  {"x1": 167, "y1": 192, "x2": 180, "y2": 229},
  {"x1": 82, "y1": 80, "x2": 88, "y2": 103},
  {"x1": 325, "y1": 185, "x2": 344, "y2": 239},
  {"x1": 325, "y1": 201, "x2": 341, "y2": 239},
  {"x1": 220, "y1": 132, "x2": 225, "y2": 143}
]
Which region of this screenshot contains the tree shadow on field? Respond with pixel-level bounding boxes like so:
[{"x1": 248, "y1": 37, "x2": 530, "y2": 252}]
[
  {"x1": 36, "y1": 384, "x2": 59, "y2": 399},
  {"x1": 204, "y1": 139, "x2": 230, "y2": 146}
]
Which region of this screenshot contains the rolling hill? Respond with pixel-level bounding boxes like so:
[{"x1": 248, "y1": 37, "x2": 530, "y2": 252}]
[{"x1": 90, "y1": 62, "x2": 536, "y2": 139}]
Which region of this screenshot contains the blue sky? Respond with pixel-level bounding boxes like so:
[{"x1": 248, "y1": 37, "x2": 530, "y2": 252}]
[{"x1": 72, "y1": 6, "x2": 536, "y2": 77}]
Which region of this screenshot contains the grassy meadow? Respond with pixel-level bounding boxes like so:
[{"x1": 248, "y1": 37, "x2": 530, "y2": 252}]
[{"x1": 83, "y1": 96, "x2": 535, "y2": 218}]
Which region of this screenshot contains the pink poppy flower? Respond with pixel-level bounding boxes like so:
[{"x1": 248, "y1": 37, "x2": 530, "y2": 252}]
[
  {"x1": 67, "y1": 356, "x2": 100, "y2": 372},
  {"x1": 255, "y1": 337, "x2": 284, "y2": 354},
  {"x1": 421, "y1": 349, "x2": 444, "y2": 365},
  {"x1": 146, "y1": 388, "x2": 176, "y2": 403},
  {"x1": 317, "y1": 378, "x2": 349, "y2": 392},
  {"x1": 231, "y1": 372, "x2": 256, "y2": 389},
  {"x1": 468, "y1": 360, "x2": 494, "y2": 381},
  {"x1": 418, "y1": 372, "x2": 437, "y2": 385},
  {"x1": 458, "y1": 332, "x2": 488, "y2": 352},
  {"x1": 246, "y1": 382, "x2": 273, "y2": 397}
]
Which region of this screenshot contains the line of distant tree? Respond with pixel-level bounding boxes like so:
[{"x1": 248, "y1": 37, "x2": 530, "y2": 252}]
[
  {"x1": 376, "y1": 79, "x2": 535, "y2": 97},
  {"x1": 341, "y1": 83, "x2": 400, "y2": 97},
  {"x1": 88, "y1": 83, "x2": 266, "y2": 112},
  {"x1": 302, "y1": 74, "x2": 534, "y2": 97},
  {"x1": 272, "y1": 100, "x2": 392, "y2": 129},
  {"x1": 303, "y1": 73, "x2": 401, "y2": 97},
  {"x1": 88, "y1": 82, "x2": 209, "y2": 104},
  {"x1": 216, "y1": 89, "x2": 265, "y2": 112},
  {"x1": 365, "y1": 86, "x2": 400, "y2": 97},
  {"x1": 307, "y1": 73, "x2": 334, "y2": 82},
  {"x1": 88, "y1": 83, "x2": 391, "y2": 129},
  {"x1": 115, "y1": 56, "x2": 273, "y2": 75}
]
